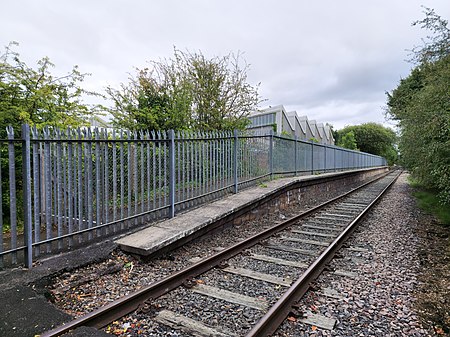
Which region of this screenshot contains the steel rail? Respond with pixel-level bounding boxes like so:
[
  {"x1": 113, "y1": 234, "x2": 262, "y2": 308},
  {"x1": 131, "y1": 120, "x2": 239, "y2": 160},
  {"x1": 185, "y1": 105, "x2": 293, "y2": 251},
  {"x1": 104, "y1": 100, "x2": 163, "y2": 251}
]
[
  {"x1": 40, "y1": 170, "x2": 395, "y2": 337},
  {"x1": 246, "y1": 170, "x2": 401, "y2": 336}
]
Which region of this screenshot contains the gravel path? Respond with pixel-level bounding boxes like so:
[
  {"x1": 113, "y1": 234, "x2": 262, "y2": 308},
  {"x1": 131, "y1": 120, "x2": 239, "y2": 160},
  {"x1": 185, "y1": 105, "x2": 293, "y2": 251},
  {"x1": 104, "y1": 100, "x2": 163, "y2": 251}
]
[{"x1": 47, "y1": 173, "x2": 449, "y2": 336}]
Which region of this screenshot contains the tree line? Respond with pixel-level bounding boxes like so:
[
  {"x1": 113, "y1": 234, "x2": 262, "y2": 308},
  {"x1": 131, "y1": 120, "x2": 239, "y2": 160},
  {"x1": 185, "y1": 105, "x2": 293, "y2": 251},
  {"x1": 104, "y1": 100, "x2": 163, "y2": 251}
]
[
  {"x1": 333, "y1": 123, "x2": 397, "y2": 166},
  {"x1": 385, "y1": 7, "x2": 450, "y2": 205},
  {"x1": 1, "y1": 41, "x2": 401, "y2": 155}
]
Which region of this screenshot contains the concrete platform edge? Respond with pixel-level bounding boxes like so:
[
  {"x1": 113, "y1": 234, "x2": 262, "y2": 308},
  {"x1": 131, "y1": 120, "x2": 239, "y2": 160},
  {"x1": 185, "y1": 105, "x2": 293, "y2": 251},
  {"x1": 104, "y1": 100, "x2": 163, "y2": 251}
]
[{"x1": 116, "y1": 167, "x2": 388, "y2": 257}]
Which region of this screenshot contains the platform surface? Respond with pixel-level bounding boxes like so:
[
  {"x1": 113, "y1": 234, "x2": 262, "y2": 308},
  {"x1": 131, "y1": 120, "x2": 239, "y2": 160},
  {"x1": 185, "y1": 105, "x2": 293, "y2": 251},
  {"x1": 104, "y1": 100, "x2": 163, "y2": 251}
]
[{"x1": 116, "y1": 170, "x2": 354, "y2": 256}]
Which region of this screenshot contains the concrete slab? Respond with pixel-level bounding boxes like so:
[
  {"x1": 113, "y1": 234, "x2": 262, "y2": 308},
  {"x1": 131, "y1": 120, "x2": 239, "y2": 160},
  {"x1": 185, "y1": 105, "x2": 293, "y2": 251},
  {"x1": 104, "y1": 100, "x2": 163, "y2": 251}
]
[
  {"x1": 117, "y1": 204, "x2": 234, "y2": 256},
  {"x1": 116, "y1": 176, "x2": 300, "y2": 256},
  {"x1": 299, "y1": 311, "x2": 337, "y2": 330},
  {"x1": 155, "y1": 309, "x2": 235, "y2": 337}
]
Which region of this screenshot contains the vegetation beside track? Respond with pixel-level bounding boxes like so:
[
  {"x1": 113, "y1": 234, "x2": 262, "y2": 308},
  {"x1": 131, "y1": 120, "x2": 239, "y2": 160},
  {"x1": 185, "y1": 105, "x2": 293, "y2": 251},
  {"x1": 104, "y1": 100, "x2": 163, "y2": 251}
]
[{"x1": 408, "y1": 176, "x2": 450, "y2": 226}]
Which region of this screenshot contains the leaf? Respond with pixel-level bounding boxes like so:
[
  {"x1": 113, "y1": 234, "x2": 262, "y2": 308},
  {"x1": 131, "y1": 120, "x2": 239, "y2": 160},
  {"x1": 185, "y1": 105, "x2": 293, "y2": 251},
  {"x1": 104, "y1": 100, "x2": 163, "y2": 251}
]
[
  {"x1": 287, "y1": 316, "x2": 296, "y2": 322},
  {"x1": 311, "y1": 325, "x2": 317, "y2": 331}
]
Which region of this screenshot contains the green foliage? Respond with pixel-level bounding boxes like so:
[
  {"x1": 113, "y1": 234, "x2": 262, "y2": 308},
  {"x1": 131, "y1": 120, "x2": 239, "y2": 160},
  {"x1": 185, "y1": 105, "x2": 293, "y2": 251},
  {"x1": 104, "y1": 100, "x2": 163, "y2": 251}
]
[
  {"x1": 335, "y1": 123, "x2": 397, "y2": 164},
  {"x1": 409, "y1": 7, "x2": 450, "y2": 64},
  {"x1": 336, "y1": 130, "x2": 358, "y2": 150},
  {"x1": 281, "y1": 130, "x2": 293, "y2": 138},
  {"x1": 107, "y1": 48, "x2": 262, "y2": 132},
  {"x1": 386, "y1": 8, "x2": 450, "y2": 205},
  {"x1": 271, "y1": 123, "x2": 277, "y2": 133},
  {"x1": 106, "y1": 66, "x2": 193, "y2": 132},
  {"x1": 0, "y1": 42, "x2": 97, "y2": 136},
  {"x1": 408, "y1": 177, "x2": 450, "y2": 226}
]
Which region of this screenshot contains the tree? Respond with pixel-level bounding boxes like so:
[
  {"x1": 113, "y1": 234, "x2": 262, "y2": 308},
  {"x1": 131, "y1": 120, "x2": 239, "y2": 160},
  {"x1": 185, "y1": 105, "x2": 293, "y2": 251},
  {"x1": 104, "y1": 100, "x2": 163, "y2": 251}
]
[
  {"x1": 106, "y1": 66, "x2": 193, "y2": 132},
  {"x1": 336, "y1": 130, "x2": 358, "y2": 150},
  {"x1": 386, "y1": 8, "x2": 450, "y2": 204},
  {"x1": 0, "y1": 42, "x2": 97, "y2": 136},
  {"x1": 387, "y1": 55, "x2": 450, "y2": 203},
  {"x1": 335, "y1": 123, "x2": 397, "y2": 164},
  {"x1": 409, "y1": 7, "x2": 450, "y2": 64},
  {"x1": 107, "y1": 49, "x2": 262, "y2": 132}
]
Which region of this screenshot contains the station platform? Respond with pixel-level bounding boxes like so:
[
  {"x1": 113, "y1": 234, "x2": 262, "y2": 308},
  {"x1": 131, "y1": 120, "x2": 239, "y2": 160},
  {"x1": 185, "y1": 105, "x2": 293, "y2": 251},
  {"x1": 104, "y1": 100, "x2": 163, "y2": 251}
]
[{"x1": 116, "y1": 167, "x2": 387, "y2": 257}]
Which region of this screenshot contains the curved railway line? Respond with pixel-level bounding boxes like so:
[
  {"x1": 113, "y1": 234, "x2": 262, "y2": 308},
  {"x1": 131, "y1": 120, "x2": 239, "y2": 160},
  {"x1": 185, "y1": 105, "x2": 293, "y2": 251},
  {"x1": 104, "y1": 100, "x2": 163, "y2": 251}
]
[{"x1": 42, "y1": 169, "x2": 401, "y2": 337}]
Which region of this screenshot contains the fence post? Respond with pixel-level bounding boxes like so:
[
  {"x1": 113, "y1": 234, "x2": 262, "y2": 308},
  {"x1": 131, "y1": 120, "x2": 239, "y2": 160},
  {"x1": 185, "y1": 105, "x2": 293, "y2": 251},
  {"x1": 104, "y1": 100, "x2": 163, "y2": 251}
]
[
  {"x1": 94, "y1": 128, "x2": 102, "y2": 233},
  {"x1": 269, "y1": 129, "x2": 273, "y2": 179},
  {"x1": 334, "y1": 147, "x2": 336, "y2": 172},
  {"x1": 233, "y1": 129, "x2": 239, "y2": 194},
  {"x1": 169, "y1": 130, "x2": 175, "y2": 218},
  {"x1": 294, "y1": 135, "x2": 298, "y2": 176},
  {"x1": 86, "y1": 129, "x2": 94, "y2": 239},
  {"x1": 7, "y1": 127, "x2": 18, "y2": 264},
  {"x1": 21, "y1": 124, "x2": 33, "y2": 268},
  {"x1": 311, "y1": 141, "x2": 314, "y2": 175}
]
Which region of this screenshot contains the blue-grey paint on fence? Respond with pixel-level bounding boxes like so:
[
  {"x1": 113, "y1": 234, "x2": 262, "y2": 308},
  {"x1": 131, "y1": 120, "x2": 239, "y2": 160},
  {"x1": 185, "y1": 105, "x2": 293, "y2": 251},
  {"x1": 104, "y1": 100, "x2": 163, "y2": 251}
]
[
  {"x1": 169, "y1": 130, "x2": 175, "y2": 218},
  {"x1": 233, "y1": 130, "x2": 239, "y2": 194},
  {"x1": 7, "y1": 126, "x2": 17, "y2": 264},
  {"x1": 21, "y1": 124, "x2": 33, "y2": 268}
]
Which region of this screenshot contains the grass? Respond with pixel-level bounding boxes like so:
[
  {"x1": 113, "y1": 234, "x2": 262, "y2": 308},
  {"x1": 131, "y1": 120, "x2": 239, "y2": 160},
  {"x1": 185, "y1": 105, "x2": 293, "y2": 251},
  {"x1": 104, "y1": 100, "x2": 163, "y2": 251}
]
[{"x1": 408, "y1": 177, "x2": 450, "y2": 226}]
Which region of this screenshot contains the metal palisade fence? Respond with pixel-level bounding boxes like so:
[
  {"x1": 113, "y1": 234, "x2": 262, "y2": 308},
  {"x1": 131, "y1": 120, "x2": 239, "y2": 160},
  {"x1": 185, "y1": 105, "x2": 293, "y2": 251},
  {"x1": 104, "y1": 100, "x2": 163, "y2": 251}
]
[{"x1": 0, "y1": 124, "x2": 386, "y2": 268}]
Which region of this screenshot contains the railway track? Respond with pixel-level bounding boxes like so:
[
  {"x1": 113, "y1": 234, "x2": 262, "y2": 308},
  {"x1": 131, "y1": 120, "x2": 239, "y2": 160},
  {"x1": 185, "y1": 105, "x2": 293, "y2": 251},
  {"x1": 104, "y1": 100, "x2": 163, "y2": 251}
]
[{"x1": 42, "y1": 169, "x2": 401, "y2": 337}]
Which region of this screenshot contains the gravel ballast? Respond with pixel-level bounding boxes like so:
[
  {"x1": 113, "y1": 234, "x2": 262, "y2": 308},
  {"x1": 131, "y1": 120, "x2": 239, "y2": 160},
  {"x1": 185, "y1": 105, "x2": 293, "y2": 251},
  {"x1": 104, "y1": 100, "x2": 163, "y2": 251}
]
[{"x1": 45, "y1": 173, "x2": 449, "y2": 336}]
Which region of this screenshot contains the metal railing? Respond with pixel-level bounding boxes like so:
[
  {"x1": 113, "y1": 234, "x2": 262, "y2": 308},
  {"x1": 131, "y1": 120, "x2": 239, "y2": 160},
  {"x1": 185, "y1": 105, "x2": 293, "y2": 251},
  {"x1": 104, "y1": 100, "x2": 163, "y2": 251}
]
[{"x1": 0, "y1": 124, "x2": 387, "y2": 268}]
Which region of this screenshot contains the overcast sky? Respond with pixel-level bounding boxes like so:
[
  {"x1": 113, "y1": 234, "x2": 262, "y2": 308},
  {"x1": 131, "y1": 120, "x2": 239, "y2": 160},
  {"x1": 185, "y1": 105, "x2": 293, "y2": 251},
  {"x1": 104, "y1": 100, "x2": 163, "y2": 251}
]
[{"x1": 1, "y1": 0, "x2": 449, "y2": 129}]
